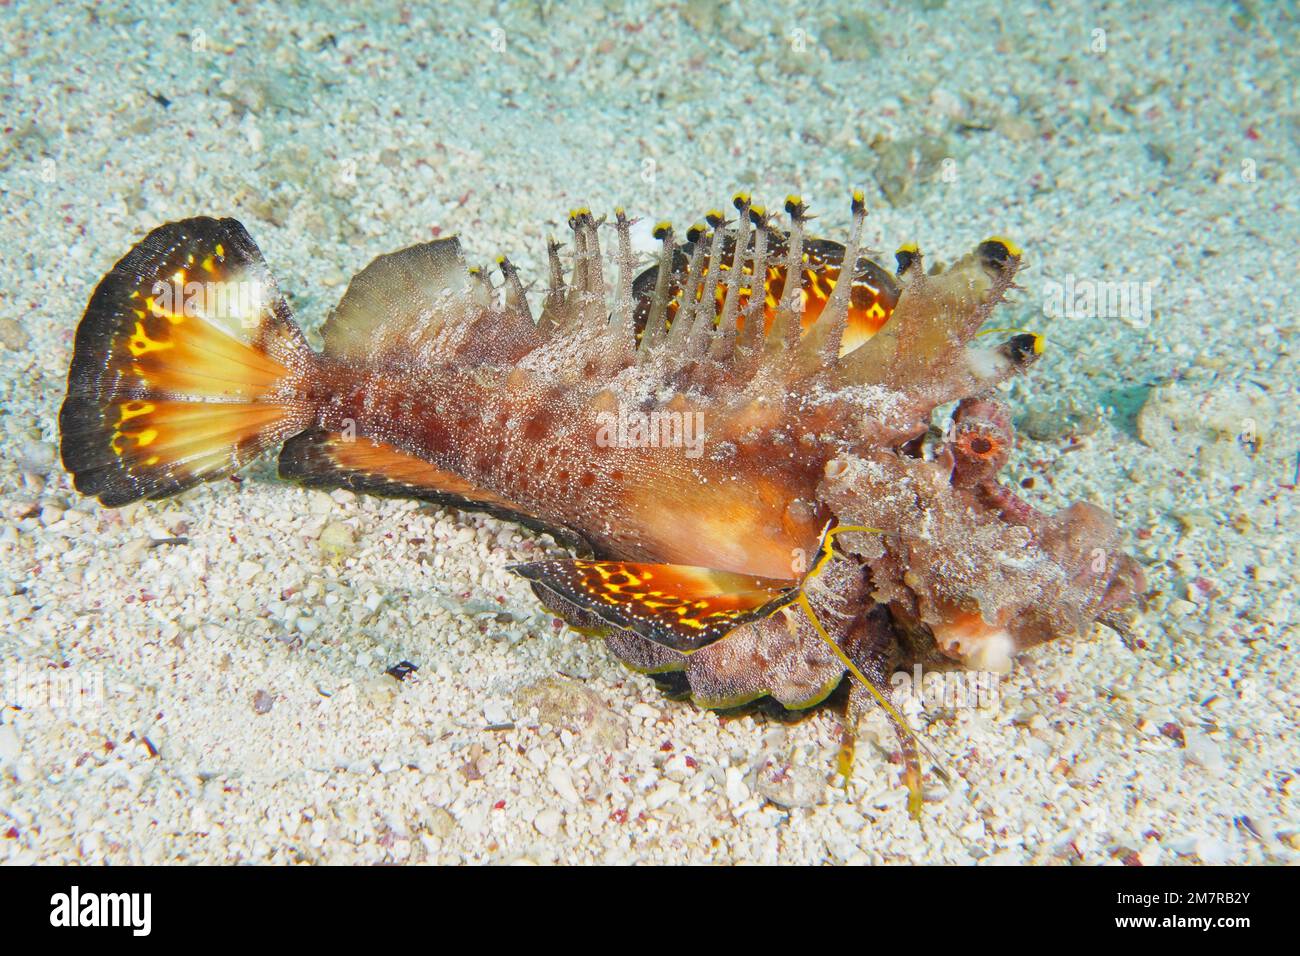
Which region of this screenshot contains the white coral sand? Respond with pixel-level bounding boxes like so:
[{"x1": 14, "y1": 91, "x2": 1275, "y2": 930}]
[{"x1": 0, "y1": 0, "x2": 1295, "y2": 864}]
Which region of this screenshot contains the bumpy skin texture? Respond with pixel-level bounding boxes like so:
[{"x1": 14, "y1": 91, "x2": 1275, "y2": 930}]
[
  {"x1": 817, "y1": 448, "x2": 1143, "y2": 675},
  {"x1": 59, "y1": 201, "x2": 1142, "y2": 760},
  {"x1": 579, "y1": 228, "x2": 1142, "y2": 701}
]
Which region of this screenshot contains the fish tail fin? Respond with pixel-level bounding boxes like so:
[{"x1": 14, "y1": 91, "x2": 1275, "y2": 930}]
[{"x1": 59, "y1": 217, "x2": 321, "y2": 506}]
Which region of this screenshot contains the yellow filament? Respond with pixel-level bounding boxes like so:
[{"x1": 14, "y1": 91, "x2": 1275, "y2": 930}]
[{"x1": 790, "y1": 523, "x2": 951, "y2": 818}]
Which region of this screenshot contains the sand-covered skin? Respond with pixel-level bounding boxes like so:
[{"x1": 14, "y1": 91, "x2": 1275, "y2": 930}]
[{"x1": 1, "y1": 0, "x2": 1296, "y2": 864}]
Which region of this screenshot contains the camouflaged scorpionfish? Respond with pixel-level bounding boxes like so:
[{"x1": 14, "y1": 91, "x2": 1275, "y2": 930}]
[{"x1": 59, "y1": 192, "x2": 1143, "y2": 813}]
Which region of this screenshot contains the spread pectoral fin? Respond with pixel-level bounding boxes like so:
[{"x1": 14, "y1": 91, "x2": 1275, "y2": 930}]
[{"x1": 511, "y1": 559, "x2": 797, "y2": 653}]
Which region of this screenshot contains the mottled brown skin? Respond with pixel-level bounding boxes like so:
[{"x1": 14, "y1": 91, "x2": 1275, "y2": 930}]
[{"x1": 303, "y1": 358, "x2": 831, "y2": 578}]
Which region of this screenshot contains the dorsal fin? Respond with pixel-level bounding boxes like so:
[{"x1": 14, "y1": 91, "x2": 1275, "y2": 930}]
[{"x1": 322, "y1": 237, "x2": 469, "y2": 361}]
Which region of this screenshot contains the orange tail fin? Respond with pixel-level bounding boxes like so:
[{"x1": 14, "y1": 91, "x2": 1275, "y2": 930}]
[{"x1": 59, "y1": 218, "x2": 319, "y2": 506}]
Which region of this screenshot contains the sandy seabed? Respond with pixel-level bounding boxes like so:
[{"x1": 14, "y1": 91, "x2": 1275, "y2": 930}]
[{"x1": 0, "y1": 0, "x2": 1296, "y2": 864}]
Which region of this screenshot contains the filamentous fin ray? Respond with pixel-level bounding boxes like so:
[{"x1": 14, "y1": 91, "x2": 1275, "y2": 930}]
[
  {"x1": 609, "y1": 209, "x2": 638, "y2": 348},
  {"x1": 638, "y1": 223, "x2": 675, "y2": 358},
  {"x1": 734, "y1": 211, "x2": 769, "y2": 358},
  {"x1": 536, "y1": 237, "x2": 567, "y2": 339},
  {"x1": 684, "y1": 214, "x2": 728, "y2": 354},
  {"x1": 765, "y1": 196, "x2": 808, "y2": 357},
  {"x1": 665, "y1": 231, "x2": 708, "y2": 352},
  {"x1": 799, "y1": 190, "x2": 868, "y2": 371},
  {"x1": 710, "y1": 196, "x2": 751, "y2": 362}
]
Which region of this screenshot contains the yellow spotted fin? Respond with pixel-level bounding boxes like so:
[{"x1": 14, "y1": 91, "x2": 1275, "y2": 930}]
[{"x1": 59, "y1": 218, "x2": 318, "y2": 506}]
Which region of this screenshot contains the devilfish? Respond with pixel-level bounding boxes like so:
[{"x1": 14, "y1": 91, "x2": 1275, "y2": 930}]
[{"x1": 59, "y1": 193, "x2": 1143, "y2": 817}]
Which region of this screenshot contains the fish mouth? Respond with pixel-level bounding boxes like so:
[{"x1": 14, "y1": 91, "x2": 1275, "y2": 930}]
[{"x1": 930, "y1": 617, "x2": 1016, "y2": 674}]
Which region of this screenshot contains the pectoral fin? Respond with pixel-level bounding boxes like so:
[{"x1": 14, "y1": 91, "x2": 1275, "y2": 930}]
[{"x1": 511, "y1": 558, "x2": 796, "y2": 653}]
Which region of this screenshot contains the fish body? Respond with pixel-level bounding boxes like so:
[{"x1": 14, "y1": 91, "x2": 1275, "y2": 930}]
[
  {"x1": 295, "y1": 357, "x2": 833, "y2": 579},
  {"x1": 59, "y1": 196, "x2": 1142, "y2": 812},
  {"x1": 60, "y1": 207, "x2": 911, "y2": 579}
]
